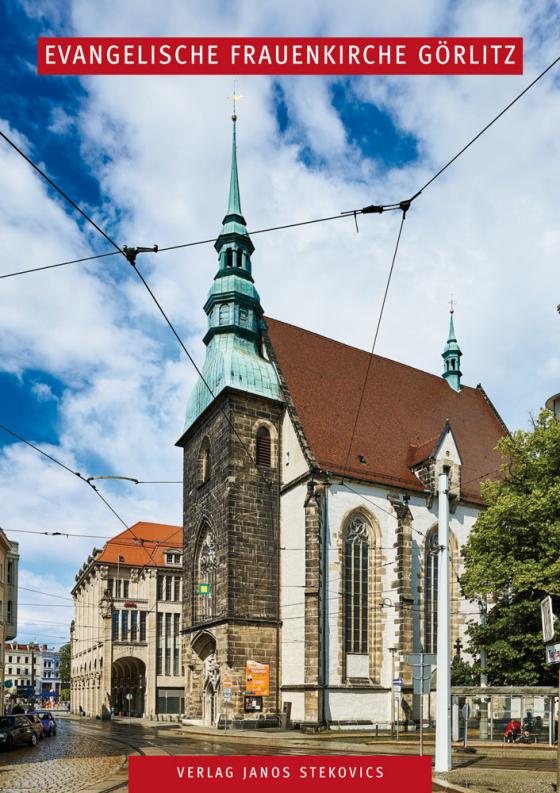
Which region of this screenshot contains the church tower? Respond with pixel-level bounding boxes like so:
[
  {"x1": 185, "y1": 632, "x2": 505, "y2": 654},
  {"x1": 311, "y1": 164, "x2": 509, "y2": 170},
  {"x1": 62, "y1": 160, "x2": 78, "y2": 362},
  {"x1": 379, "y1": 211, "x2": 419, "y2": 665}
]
[
  {"x1": 442, "y1": 306, "x2": 462, "y2": 391},
  {"x1": 176, "y1": 113, "x2": 284, "y2": 725}
]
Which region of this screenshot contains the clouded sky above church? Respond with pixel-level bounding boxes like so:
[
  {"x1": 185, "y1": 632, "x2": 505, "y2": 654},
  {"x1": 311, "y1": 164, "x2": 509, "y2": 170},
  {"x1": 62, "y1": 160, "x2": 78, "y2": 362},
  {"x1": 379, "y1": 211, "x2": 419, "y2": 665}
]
[{"x1": 1, "y1": 0, "x2": 559, "y2": 642}]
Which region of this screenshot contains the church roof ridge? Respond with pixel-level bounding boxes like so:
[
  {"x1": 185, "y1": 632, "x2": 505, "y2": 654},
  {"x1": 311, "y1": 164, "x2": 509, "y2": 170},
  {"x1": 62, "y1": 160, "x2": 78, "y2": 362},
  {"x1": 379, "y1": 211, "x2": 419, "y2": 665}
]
[
  {"x1": 266, "y1": 316, "x2": 479, "y2": 393},
  {"x1": 266, "y1": 317, "x2": 507, "y2": 506}
]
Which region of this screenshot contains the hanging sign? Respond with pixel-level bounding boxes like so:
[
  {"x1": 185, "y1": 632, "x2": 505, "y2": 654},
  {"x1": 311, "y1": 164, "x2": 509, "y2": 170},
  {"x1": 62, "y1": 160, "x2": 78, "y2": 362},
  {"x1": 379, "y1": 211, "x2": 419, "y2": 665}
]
[
  {"x1": 197, "y1": 583, "x2": 211, "y2": 595},
  {"x1": 245, "y1": 660, "x2": 269, "y2": 696}
]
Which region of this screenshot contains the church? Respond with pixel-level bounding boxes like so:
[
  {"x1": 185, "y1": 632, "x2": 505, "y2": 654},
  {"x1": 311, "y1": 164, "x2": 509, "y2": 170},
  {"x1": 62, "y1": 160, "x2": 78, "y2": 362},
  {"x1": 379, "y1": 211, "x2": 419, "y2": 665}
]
[{"x1": 176, "y1": 115, "x2": 507, "y2": 728}]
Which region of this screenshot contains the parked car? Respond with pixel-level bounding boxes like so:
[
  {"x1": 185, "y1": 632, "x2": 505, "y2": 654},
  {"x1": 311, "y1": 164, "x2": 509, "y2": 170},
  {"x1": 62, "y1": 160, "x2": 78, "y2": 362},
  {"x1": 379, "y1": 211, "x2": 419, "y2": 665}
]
[
  {"x1": 24, "y1": 713, "x2": 44, "y2": 742},
  {"x1": 35, "y1": 710, "x2": 57, "y2": 736},
  {"x1": 0, "y1": 715, "x2": 38, "y2": 748}
]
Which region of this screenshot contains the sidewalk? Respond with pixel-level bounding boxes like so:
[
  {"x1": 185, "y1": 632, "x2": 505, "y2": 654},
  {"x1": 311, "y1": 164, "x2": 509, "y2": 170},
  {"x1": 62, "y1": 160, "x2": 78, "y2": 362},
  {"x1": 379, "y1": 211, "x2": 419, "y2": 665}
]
[{"x1": 178, "y1": 723, "x2": 556, "y2": 758}]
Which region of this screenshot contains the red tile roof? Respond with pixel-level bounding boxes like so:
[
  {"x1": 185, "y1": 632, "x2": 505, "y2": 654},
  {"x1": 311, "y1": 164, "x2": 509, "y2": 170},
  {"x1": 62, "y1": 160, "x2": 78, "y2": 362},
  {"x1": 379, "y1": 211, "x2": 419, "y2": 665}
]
[
  {"x1": 266, "y1": 318, "x2": 506, "y2": 505},
  {"x1": 96, "y1": 521, "x2": 182, "y2": 568}
]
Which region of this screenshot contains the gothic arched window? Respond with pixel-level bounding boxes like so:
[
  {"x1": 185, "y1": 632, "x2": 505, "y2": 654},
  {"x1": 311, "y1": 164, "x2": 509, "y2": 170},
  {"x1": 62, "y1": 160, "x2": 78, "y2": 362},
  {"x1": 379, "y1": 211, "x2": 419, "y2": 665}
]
[
  {"x1": 256, "y1": 426, "x2": 271, "y2": 466},
  {"x1": 198, "y1": 438, "x2": 211, "y2": 485},
  {"x1": 344, "y1": 514, "x2": 372, "y2": 655},
  {"x1": 195, "y1": 525, "x2": 217, "y2": 622},
  {"x1": 424, "y1": 528, "x2": 439, "y2": 653}
]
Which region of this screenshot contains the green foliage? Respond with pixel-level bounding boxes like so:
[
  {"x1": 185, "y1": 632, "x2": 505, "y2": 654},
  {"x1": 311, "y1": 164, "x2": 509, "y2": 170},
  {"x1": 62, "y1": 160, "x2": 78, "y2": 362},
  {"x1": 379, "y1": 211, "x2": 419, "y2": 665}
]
[
  {"x1": 59, "y1": 688, "x2": 70, "y2": 703},
  {"x1": 451, "y1": 656, "x2": 478, "y2": 686},
  {"x1": 58, "y1": 642, "x2": 71, "y2": 685},
  {"x1": 461, "y1": 410, "x2": 560, "y2": 685}
]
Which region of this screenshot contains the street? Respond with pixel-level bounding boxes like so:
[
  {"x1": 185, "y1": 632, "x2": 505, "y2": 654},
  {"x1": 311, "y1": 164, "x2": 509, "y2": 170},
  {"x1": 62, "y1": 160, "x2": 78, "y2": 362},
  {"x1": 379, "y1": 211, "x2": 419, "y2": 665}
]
[{"x1": 0, "y1": 715, "x2": 556, "y2": 792}]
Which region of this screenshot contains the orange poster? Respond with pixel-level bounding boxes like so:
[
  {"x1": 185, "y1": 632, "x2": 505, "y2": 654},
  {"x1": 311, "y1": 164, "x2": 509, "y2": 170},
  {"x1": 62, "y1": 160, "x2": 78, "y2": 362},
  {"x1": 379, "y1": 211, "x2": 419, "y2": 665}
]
[{"x1": 245, "y1": 659, "x2": 269, "y2": 696}]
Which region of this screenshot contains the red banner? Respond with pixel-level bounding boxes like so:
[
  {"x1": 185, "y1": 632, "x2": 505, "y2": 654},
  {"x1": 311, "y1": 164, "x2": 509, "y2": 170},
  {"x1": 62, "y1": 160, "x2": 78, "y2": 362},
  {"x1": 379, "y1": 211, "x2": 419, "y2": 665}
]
[
  {"x1": 128, "y1": 756, "x2": 432, "y2": 793},
  {"x1": 37, "y1": 37, "x2": 523, "y2": 75}
]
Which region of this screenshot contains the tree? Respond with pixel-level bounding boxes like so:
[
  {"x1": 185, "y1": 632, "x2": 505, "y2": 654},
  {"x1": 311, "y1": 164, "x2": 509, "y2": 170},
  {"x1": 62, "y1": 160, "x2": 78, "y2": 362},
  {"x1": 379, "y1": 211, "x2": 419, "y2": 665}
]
[
  {"x1": 58, "y1": 642, "x2": 71, "y2": 687},
  {"x1": 461, "y1": 410, "x2": 560, "y2": 685}
]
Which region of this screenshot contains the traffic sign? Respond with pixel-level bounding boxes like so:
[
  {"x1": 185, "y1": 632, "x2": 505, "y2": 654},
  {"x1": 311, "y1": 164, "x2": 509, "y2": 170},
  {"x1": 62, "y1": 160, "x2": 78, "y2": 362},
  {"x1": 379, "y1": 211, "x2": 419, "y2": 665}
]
[
  {"x1": 4, "y1": 680, "x2": 12, "y2": 689},
  {"x1": 223, "y1": 688, "x2": 232, "y2": 702},
  {"x1": 407, "y1": 653, "x2": 437, "y2": 667},
  {"x1": 407, "y1": 653, "x2": 436, "y2": 696},
  {"x1": 392, "y1": 677, "x2": 403, "y2": 687},
  {"x1": 223, "y1": 675, "x2": 232, "y2": 689},
  {"x1": 125, "y1": 693, "x2": 133, "y2": 700},
  {"x1": 546, "y1": 642, "x2": 560, "y2": 664}
]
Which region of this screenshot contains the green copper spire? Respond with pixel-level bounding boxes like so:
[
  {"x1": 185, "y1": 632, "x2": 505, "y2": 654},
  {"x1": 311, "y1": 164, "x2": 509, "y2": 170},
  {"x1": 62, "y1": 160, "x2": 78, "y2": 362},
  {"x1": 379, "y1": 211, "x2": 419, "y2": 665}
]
[
  {"x1": 227, "y1": 115, "x2": 242, "y2": 217},
  {"x1": 442, "y1": 304, "x2": 462, "y2": 392},
  {"x1": 183, "y1": 113, "x2": 282, "y2": 431}
]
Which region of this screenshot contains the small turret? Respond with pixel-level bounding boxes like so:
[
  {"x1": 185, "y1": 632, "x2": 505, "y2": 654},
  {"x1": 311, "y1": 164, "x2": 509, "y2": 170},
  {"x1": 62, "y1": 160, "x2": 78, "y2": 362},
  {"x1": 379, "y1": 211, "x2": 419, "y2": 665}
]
[{"x1": 442, "y1": 304, "x2": 462, "y2": 392}]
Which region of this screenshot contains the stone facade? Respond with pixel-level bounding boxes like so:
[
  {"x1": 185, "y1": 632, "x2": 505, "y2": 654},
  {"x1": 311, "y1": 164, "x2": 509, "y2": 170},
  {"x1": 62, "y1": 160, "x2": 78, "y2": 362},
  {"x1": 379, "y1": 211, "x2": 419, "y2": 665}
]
[
  {"x1": 71, "y1": 526, "x2": 184, "y2": 719},
  {"x1": 179, "y1": 389, "x2": 283, "y2": 724}
]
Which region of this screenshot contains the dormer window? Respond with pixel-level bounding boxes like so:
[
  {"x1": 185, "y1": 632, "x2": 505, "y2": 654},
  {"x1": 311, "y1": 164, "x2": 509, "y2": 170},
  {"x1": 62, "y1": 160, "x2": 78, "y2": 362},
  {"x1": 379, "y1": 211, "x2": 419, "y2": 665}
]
[{"x1": 165, "y1": 551, "x2": 181, "y2": 566}]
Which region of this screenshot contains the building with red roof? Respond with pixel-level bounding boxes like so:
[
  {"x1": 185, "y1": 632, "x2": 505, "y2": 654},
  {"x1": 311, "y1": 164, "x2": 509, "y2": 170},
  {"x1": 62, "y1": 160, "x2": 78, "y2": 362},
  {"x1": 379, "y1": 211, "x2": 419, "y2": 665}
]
[{"x1": 70, "y1": 522, "x2": 183, "y2": 720}]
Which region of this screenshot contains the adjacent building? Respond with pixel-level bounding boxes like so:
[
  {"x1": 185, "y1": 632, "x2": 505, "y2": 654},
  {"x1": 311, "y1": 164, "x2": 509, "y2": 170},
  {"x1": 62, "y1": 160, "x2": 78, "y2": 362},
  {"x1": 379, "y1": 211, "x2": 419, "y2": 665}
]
[
  {"x1": 4, "y1": 642, "x2": 43, "y2": 701},
  {"x1": 40, "y1": 648, "x2": 62, "y2": 699},
  {"x1": 0, "y1": 531, "x2": 19, "y2": 713},
  {"x1": 176, "y1": 116, "x2": 507, "y2": 727},
  {"x1": 71, "y1": 522, "x2": 183, "y2": 718}
]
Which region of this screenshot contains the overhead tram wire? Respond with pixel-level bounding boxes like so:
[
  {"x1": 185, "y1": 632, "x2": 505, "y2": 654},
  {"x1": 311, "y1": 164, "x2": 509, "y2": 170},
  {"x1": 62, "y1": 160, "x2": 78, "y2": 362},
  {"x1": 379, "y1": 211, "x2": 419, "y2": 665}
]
[
  {"x1": 0, "y1": 250, "x2": 120, "y2": 280},
  {"x1": 342, "y1": 208, "x2": 409, "y2": 473},
  {"x1": 0, "y1": 209, "x2": 394, "y2": 281},
  {"x1": 2, "y1": 54, "x2": 558, "y2": 283},
  {"x1": 0, "y1": 424, "x2": 181, "y2": 572},
  {"x1": 0, "y1": 129, "x2": 315, "y2": 483},
  {"x1": 0, "y1": 421, "x2": 129, "y2": 531},
  {"x1": 409, "y1": 53, "x2": 560, "y2": 202}
]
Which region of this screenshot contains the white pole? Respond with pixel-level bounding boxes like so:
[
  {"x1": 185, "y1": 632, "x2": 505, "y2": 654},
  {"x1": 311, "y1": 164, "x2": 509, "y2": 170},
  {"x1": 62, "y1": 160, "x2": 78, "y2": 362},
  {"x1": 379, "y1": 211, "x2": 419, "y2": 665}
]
[{"x1": 435, "y1": 470, "x2": 451, "y2": 772}]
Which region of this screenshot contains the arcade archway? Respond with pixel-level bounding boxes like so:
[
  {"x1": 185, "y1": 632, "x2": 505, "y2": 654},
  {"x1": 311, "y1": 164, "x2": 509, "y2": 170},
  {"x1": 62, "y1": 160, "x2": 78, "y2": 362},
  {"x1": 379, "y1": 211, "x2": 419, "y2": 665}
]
[{"x1": 111, "y1": 657, "x2": 146, "y2": 717}]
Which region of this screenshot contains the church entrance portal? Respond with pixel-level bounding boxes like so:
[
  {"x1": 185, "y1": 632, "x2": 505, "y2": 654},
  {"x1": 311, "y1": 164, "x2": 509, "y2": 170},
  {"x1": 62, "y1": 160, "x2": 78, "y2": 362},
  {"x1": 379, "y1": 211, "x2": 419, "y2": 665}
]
[{"x1": 192, "y1": 632, "x2": 220, "y2": 726}]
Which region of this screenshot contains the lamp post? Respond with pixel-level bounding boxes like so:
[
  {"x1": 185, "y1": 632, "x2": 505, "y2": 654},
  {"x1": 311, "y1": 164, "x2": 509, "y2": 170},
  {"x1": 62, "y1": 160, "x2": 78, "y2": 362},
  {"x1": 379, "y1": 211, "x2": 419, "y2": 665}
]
[{"x1": 435, "y1": 470, "x2": 451, "y2": 773}]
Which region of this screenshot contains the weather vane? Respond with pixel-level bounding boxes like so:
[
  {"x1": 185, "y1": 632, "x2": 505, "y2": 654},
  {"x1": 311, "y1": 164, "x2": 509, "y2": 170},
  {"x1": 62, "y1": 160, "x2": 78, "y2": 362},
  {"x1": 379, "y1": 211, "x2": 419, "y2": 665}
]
[
  {"x1": 448, "y1": 294, "x2": 457, "y2": 314},
  {"x1": 228, "y1": 80, "x2": 243, "y2": 121}
]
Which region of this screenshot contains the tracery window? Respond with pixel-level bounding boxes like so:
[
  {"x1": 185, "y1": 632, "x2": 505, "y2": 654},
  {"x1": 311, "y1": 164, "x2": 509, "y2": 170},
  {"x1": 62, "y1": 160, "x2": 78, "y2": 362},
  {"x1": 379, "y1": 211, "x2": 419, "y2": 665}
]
[
  {"x1": 195, "y1": 525, "x2": 217, "y2": 622},
  {"x1": 424, "y1": 528, "x2": 439, "y2": 653},
  {"x1": 344, "y1": 514, "x2": 372, "y2": 655}
]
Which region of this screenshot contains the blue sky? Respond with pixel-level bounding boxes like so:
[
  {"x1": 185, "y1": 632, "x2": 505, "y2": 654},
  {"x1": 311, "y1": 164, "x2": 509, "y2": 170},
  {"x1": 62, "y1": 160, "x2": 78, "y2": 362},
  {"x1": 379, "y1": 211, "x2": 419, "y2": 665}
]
[{"x1": 1, "y1": 0, "x2": 559, "y2": 645}]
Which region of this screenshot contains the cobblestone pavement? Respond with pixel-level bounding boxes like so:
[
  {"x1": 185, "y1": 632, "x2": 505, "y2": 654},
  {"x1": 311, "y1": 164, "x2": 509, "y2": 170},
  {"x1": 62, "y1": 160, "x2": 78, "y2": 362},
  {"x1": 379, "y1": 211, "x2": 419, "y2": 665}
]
[{"x1": 0, "y1": 718, "x2": 125, "y2": 792}]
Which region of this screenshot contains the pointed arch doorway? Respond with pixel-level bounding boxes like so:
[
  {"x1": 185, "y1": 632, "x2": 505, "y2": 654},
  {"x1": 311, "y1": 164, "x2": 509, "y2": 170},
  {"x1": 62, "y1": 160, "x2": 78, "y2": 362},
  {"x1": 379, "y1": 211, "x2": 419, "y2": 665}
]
[{"x1": 192, "y1": 631, "x2": 220, "y2": 726}]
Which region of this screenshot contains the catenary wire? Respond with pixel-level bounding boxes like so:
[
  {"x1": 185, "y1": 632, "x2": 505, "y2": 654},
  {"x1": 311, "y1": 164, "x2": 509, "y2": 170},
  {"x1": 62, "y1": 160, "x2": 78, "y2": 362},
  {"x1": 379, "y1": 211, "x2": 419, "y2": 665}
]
[
  {"x1": 0, "y1": 423, "x2": 181, "y2": 575},
  {"x1": 410, "y1": 54, "x2": 560, "y2": 201},
  {"x1": 342, "y1": 209, "x2": 408, "y2": 472}
]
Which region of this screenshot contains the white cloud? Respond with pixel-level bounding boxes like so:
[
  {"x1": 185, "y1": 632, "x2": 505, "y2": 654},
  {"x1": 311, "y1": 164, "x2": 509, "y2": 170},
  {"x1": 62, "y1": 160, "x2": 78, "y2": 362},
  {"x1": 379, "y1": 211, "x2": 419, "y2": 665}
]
[{"x1": 2, "y1": 0, "x2": 560, "y2": 640}]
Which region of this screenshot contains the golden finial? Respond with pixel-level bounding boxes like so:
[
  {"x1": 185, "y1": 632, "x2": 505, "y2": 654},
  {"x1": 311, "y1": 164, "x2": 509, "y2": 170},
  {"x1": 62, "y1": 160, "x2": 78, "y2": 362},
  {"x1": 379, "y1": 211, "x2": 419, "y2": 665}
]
[{"x1": 228, "y1": 80, "x2": 243, "y2": 121}]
